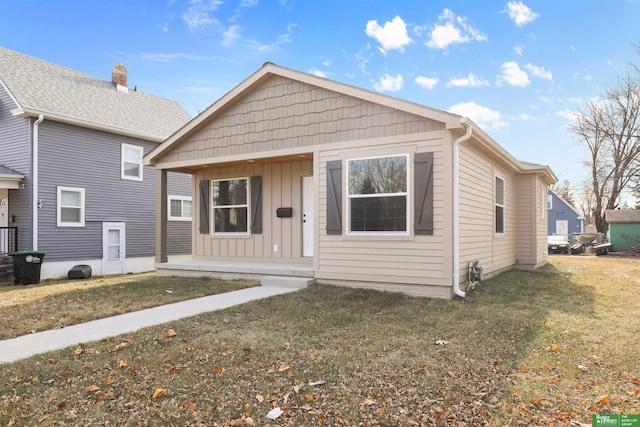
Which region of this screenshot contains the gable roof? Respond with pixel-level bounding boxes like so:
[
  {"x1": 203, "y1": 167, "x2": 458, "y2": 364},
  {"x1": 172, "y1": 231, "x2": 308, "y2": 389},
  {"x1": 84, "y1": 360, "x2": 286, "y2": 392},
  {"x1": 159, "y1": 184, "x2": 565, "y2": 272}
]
[
  {"x1": 0, "y1": 164, "x2": 24, "y2": 179},
  {"x1": 606, "y1": 209, "x2": 640, "y2": 223},
  {"x1": 548, "y1": 189, "x2": 581, "y2": 216},
  {"x1": 0, "y1": 46, "x2": 191, "y2": 142},
  {"x1": 143, "y1": 62, "x2": 556, "y2": 184}
]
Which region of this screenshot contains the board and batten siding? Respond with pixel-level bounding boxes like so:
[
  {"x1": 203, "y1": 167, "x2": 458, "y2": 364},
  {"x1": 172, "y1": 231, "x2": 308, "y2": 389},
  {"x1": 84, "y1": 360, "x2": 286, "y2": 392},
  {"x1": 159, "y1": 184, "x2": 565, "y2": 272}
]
[
  {"x1": 159, "y1": 75, "x2": 445, "y2": 165},
  {"x1": 458, "y1": 142, "x2": 518, "y2": 280},
  {"x1": 193, "y1": 160, "x2": 312, "y2": 261},
  {"x1": 36, "y1": 121, "x2": 191, "y2": 262},
  {"x1": 0, "y1": 86, "x2": 32, "y2": 250},
  {"x1": 314, "y1": 134, "x2": 453, "y2": 298}
]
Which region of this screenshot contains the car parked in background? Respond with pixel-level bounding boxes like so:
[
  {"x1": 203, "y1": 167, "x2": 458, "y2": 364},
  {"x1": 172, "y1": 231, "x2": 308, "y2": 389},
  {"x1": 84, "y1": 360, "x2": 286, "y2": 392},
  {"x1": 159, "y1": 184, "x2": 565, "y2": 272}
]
[{"x1": 547, "y1": 235, "x2": 570, "y2": 254}]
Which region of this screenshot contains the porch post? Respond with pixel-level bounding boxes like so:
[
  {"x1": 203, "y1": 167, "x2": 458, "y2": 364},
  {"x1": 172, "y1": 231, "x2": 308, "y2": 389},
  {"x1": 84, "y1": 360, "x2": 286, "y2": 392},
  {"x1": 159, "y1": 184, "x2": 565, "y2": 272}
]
[{"x1": 156, "y1": 169, "x2": 168, "y2": 263}]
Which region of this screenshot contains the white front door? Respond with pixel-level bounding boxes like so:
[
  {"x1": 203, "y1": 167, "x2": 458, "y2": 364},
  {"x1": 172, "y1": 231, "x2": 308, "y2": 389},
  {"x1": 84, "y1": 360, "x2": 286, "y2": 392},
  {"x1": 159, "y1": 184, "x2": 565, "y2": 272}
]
[
  {"x1": 0, "y1": 189, "x2": 8, "y2": 253},
  {"x1": 102, "y1": 222, "x2": 126, "y2": 275},
  {"x1": 556, "y1": 220, "x2": 569, "y2": 240},
  {"x1": 302, "y1": 176, "x2": 314, "y2": 257}
]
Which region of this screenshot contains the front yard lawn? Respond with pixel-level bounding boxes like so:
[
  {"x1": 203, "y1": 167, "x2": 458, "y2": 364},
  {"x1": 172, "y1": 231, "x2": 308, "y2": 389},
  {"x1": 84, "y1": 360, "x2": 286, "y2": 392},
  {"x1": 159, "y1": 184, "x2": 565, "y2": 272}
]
[{"x1": 1, "y1": 257, "x2": 639, "y2": 425}]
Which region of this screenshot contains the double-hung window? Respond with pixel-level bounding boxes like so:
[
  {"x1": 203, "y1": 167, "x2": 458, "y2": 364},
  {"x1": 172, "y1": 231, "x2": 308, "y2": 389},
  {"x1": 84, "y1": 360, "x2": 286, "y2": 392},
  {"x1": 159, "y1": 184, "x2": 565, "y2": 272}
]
[
  {"x1": 57, "y1": 186, "x2": 85, "y2": 227},
  {"x1": 212, "y1": 178, "x2": 248, "y2": 233},
  {"x1": 121, "y1": 144, "x2": 143, "y2": 181},
  {"x1": 495, "y1": 176, "x2": 505, "y2": 234},
  {"x1": 168, "y1": 196, "x2": 192, "y2": 221},
  {"x1": 347, "y1": 154, "x2": 409, "y2": 234}
]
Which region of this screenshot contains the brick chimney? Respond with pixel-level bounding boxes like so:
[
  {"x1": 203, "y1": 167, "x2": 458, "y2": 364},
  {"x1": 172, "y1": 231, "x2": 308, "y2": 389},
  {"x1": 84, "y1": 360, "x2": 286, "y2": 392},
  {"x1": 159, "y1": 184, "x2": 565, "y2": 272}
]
[{"x1": 111, "y1": 63, "x2": 128, "y2": 88}]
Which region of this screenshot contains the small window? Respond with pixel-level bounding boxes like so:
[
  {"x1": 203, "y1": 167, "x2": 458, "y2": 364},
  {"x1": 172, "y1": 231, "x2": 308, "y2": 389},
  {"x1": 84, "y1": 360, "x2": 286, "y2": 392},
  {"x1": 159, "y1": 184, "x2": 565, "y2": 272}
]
[
  {"x1": 347, "y1": 154, "x2": 409, "y2": 234},
  {"x1": 548, "y1": 194, "x2": 552, "y2": 210},
  {"x1": 168, "y1": 196, "x2": 192, "y2": 221},
  {"x1": 212, "y1": 178, "x2": 248, "y2": 234},
  {"x1": 121, "y1": 144, "x2": 143, "y2": 181},
  {"x1": 57, "y1": 186, "x2": 85, "y2": 227},
  {"x1": 495, "y1": 176, "x2": 505, "y2": 234}
]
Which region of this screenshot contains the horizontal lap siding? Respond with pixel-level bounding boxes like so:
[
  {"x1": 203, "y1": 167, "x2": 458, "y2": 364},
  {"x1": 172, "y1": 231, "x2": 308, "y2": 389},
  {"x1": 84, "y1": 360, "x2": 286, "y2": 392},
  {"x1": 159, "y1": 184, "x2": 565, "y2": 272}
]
[
  {"x1": 161, "y1": 76, "x2": 444, "y2": 163},
  {"x1": 193, "y1": 161, "x2": 312, "y2": 260},
  {"x1": 0, "y1": 88, "x2": 32, "y2": 250},
  {"x1": 316, "y1": 136, "x2": 450, "y2": 290},
  {"x1": 458, "y1": 144, "x2": 517, "y2": 279},
  {"x1": 516, "y1": 175, "x2": 534, "y2": 264},
  {"x1": 36, "y1": 122, "x2": 192, "y2": 261}
]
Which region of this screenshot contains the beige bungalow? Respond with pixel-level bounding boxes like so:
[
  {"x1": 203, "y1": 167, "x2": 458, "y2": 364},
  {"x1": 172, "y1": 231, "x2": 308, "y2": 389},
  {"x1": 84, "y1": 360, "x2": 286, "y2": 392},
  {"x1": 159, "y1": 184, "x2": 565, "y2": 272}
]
[{"x1": 144, "y1": 63, "x2": 556, "y2": 299}]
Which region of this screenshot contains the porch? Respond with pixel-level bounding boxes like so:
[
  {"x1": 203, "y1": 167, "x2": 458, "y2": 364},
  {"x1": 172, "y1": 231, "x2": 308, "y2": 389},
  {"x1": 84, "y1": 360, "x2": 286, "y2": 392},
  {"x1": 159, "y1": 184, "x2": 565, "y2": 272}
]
[{"x1": 155, "y1": 258, "x2": 315, "y2": 288}]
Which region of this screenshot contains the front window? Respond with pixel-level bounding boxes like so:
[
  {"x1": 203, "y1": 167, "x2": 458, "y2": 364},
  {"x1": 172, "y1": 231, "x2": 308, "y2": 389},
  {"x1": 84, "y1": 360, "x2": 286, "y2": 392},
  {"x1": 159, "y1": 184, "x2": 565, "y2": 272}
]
[
  {"x1": 121, "y1": 144, "x2": 143, "y2": 181},
  {"x1": 57, "y1": 186, "x2": 85, "y2": 227},
  {"x1": 495, "y1": 176, "x2": 505, "y2": 234},
  {"x1": 347, "y1": 154, "x2": 408, "y2": 234},
  {"x1": 168, "y1": 196, "x2": 192, "y2": 221},
  {"x1": 213, "y1": 178, "x2": 248, "y2": 233}
]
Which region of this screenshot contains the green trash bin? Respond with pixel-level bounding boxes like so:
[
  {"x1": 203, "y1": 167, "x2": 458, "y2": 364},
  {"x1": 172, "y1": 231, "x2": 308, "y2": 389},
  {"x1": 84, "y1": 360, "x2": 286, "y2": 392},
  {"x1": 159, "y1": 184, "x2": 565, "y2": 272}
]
[{"x1": 10, "y1": 250, "x2": 46, "y2": 285}]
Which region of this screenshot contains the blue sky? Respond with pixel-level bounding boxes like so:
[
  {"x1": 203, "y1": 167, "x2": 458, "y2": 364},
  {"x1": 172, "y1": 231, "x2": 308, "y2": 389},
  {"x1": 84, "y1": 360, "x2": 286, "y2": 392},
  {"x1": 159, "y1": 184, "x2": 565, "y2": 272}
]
[{"x1": 1, "y1": 0, "x2": 639, "y2": 192}]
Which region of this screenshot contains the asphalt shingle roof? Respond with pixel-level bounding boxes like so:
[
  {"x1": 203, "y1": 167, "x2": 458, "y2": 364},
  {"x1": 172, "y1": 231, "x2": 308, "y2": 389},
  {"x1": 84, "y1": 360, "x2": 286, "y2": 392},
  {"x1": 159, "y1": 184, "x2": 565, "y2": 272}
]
[
  {"x1": 605, "y1": 209, "x2": 640, "y2": 223},
  {"x1": 0, "y1": 165, "x2": 24, "y2": 177},
  {"x1": 0, "y1": 46, "x2": 191, "y2": 141}
]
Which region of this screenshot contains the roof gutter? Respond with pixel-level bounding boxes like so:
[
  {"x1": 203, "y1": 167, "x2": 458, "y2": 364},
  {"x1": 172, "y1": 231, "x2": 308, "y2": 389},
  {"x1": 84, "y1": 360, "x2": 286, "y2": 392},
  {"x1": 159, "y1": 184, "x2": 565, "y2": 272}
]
[
  {"x1": 452, "y1": 118, "x2": 472, "y2": 298},
  {"x1": 32, "y1": 114, "x2": 44, "y2": 250}
]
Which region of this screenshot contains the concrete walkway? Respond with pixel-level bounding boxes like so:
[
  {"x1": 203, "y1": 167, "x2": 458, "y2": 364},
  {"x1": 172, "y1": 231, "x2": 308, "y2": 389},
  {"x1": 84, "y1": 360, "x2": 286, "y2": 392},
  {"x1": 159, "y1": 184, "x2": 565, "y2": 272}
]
[{"x1": 0, "y1": 286, "x2": 299, "y2": 364}]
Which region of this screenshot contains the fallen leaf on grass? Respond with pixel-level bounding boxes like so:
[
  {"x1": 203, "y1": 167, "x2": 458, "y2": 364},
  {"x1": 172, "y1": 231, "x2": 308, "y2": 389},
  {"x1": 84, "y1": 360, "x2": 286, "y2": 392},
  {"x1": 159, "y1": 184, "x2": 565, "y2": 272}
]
[
  {"x1": 212, "y1": 366, "x2": 223, "y2": 374},
  {"x1": 166, "y1": 329, "x2": 177, "y2": 338},
  {"x1": 74, "y1": 347, "x2": 84, "y2": 355},
  {"x1": 116, "y1": 359, "x2": 128, "y2": 368},
  {"x1": 549, "y1": 344, "x2": 560, "y2": 352},
  {"x1": 153, "y1": 388, "x2": 165, "y2": 399},
  {"x1": 182, "y1": 399, "x2": 197, "y2": 411},
  {"x1": 278, "y1": 364, "x2": 291, "y2": 373},
  {"x1": 85, "y1": 385, "x2": 100, "y2": 392},
  {"x1": 256, "y1": 394, "x2": 264, "y2": 403},
  {"x1": 362, "y1": 398, "x2": 375, "y2": 406},
  {"x1": 595, "y1": 394, "x2": 610, "y2": 406},
  {"x1": 114, "y1": 343, "x2": 127, "y2": 351}
]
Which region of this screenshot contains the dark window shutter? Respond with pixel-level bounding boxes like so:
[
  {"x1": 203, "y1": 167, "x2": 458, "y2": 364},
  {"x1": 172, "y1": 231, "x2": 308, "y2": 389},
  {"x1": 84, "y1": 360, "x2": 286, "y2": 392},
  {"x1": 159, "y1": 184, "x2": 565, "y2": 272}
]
[
  {"x1": 414, "y1": 152, "x2": 434, "y2": 235},
  {"x1": 251, "y1": 175, "x2": 263, "y2": 234},
  {"x1": 326, "y1": 160, "x2": 342, "y2": 235},
  {"x1": 199, "y1": 179, "x2": 210, "y2": 234}
]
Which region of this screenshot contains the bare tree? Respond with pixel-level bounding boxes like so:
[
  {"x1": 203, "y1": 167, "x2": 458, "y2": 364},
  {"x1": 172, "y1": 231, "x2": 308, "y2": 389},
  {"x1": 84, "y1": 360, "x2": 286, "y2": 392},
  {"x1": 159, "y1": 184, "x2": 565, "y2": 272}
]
[
  {"x1": 570, "y1": 52, "x2": 640, "y2": 232},
  {"x1": 550, "y1": 178, "x2": 576, "y2": 207}
]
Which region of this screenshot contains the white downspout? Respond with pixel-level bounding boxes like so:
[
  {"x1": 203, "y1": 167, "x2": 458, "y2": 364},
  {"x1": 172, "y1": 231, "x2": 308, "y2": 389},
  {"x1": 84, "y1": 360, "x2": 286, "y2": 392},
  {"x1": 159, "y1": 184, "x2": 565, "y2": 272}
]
[
  {"x1": 32, "y1": 114, "x2": 44, "y2": 250},
  {"x1": 452, "y1": 118, "x2": 472, "y2": 298}
]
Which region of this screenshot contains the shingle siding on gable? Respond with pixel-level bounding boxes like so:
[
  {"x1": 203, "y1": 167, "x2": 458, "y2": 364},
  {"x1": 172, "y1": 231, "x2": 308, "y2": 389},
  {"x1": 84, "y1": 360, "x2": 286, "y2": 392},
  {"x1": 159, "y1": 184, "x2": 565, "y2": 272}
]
[
  {"x1": 161, "y1": 75, "x2": 445, "y2": 163},
  {"x1": 35, "y1": 121, "x2": 191, "y2": 261}
]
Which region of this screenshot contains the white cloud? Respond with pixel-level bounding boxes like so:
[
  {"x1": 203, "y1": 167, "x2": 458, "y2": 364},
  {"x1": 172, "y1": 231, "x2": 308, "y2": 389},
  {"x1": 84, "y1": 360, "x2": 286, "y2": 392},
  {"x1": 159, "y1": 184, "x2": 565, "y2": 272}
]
[
  {"x1": 497, "y1": 61, "x2": 530, "y2": 87},
  {"x1": 514, "y1": 45, "x2": 524, "y2": 55},
  {"x1": 415, "y1": 76, "x2": 439, "y2": 90},
  {"x1": 556, "y1": 109, "x2": 578, "y2": 122},
  {"x1": 517, "y1": 113, "x2": 535, "y2": 121},
  {"x1": 221, "y1": 25, "x2": 241, "y2": 46},
  {"x1": 445, "y1": 73, "x2": 490, "y2": 88},
  {"x1": 504, "y1": 1, "x2": 539, "y2": 27},
  {"x1": 373, "y1": 74, "x2": 404, "y2": 91},
  {"x1": 425, "y1": 9, "x2": 487, "y2": 50},
  {"x1": 182, "y1": 0, "x2": 222, "y2": 30},
  {"x1": 365, "y1": 15, "x2": 413, "y2": 53},
  {"x1": 525, "y1": 63, "x2": 552, "y2": 80},
  {"x1": 309, "y1": 68, "x2": 327, "y2": 78},
  {"x1": 448, "y1": 101, "x2": 508, "y2": 130}
]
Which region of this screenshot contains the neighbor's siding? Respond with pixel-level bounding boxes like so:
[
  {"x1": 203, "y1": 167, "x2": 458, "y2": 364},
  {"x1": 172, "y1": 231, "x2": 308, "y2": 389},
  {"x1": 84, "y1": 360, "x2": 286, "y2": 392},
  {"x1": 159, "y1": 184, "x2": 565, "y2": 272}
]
[
  {"x1": 458, "y1": 142, "x2": 518, "y2": 280},
  {"x1": 160, "y1": 75, "x2": 445, "y2": 164},
  {"x1": 36, "y1": 121, "x2": 191, "y2": 262},
  {"x1": 0, "y1": 87, "x2": 32, "y2": 250},
  {"x1": 193, "y1": 160, "x2": 313, "y2": 261},
  {"x1": 314, "y1": 133, "x2": 452, "y2": 298},
  {"x1": 167, "y1": 171, "x2": 193, "y2": 254}
]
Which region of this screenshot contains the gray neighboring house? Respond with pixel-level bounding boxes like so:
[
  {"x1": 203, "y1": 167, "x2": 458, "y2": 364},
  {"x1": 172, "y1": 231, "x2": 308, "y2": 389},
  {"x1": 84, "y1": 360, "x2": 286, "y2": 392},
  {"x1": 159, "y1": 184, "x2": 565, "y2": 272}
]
[{"x1": 0, "y1": 46, "x2": 193, "y2": 280}]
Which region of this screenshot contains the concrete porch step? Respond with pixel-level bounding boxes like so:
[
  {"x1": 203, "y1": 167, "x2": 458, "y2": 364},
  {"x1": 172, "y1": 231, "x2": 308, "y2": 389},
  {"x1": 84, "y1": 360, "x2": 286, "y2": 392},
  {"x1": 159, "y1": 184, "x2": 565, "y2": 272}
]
[{"x1": 260, "y1": 276, "x2": 315, "y2": 289}]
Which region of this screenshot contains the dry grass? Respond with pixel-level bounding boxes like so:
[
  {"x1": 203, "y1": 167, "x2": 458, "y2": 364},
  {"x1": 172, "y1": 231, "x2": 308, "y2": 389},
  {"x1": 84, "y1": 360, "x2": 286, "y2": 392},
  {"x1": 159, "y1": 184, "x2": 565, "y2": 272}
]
[
  {"x1": 0, "y1": 272, "x2": 258, "y2": 340},
  {"x1": 1, "y1": 257, "x2": 639, "y2": 426}
]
